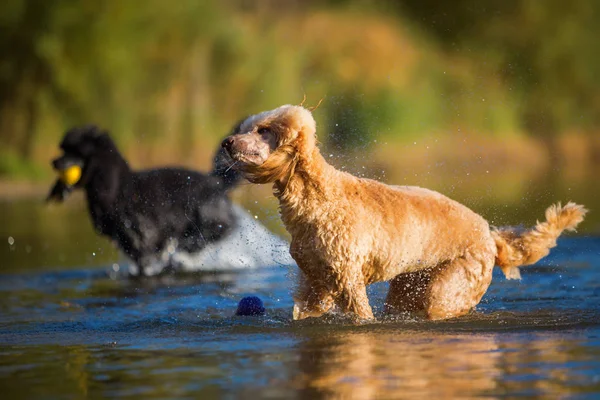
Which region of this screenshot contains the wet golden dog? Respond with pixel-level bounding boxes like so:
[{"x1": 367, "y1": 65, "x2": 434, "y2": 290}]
[{"x1": 222, "y1": 105, "x2": 587, "y2": 321}]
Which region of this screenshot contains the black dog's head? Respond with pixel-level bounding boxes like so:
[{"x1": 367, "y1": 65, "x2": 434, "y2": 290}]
[
  {"x1": 210, "y1": 118, "x2": 247, "y2": 190},
  {"x1": 47, "y1": 125, "x2": 119, "y2": 202}
]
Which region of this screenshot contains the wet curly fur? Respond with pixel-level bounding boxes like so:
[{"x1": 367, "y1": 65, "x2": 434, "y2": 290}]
[{"x1": 222, "y1": 105, "x2": 588, "y2": 321}]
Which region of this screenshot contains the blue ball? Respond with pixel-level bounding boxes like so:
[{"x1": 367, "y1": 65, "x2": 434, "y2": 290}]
[{"x1": 236, "y1": 296, "x2": 265, "y2": 316}]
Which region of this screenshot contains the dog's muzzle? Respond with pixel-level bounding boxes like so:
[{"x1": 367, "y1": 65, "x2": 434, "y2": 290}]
[
  {"x1": 221, "y1": 137, "x2": 235, "y2": 153},
  {"x1": 46, "y1": 155, "x2": 83, "y2": 202}
]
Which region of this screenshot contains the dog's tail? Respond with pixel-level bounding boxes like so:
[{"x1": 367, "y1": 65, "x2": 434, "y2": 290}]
[{"x1": 491, "y1": 202, "x2": 587, "y2": 280}]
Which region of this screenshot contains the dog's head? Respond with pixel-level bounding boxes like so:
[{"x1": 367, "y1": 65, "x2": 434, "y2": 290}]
[
  {"x1": 221, "y1": 105, "x2": 317, "y2": 184},
  {"x1": 47, "y1": 125, "x2": 119, "y2": 202},
  {"x1": 210, "y1": 118, "x2": 248, "y2": 190}
]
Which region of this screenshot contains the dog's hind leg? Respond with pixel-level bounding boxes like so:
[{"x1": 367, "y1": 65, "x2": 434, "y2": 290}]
[
  {"x1": 384, "y1": 269, "x2": 434, "y2": 315},
  {"x1": 424, "y1": 250, "x2": 494, "y2": 320}
]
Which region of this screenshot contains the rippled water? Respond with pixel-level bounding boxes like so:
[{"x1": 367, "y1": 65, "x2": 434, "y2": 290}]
[{"x1": 1, "y1": 233, "x2": 600, "y2": 398}]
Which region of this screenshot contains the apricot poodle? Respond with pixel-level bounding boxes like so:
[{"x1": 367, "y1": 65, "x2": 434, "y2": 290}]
[{"x1": 222, "y1": 105, "x2": 587, "y2": 321}]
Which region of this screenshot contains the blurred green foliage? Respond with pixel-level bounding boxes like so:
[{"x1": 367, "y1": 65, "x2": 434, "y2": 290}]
[
  {"x1": 396, "y1": 0, "x2": 600, "y2": 137},
  {"x1": 0, "y1": 0, "x2": 598, "y2": 179}
]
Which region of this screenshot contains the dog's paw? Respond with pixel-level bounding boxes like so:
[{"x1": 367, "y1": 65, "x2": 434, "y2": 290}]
[
  {"x1": 503, "y1": 266, "x2": 522, "y2": 280},
  {"x1": 292, "y1": 302, "x2": 328, "y2": 320},
  {"x1": 293, "y1": 302, "x2": 316, "y2": 320},
  {"x1": 292, "y1": 303, "x2": 305, "y2": 320}
]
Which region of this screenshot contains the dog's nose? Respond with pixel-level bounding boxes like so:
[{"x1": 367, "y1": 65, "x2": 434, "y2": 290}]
[{"x1": 222, "y1": 137, "x2": 235, "y2": 150}]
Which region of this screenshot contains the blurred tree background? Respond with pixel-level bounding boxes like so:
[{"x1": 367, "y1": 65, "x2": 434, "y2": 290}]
[{"x1": 1, "y1": 0, "x2": 599, "y2": 180}]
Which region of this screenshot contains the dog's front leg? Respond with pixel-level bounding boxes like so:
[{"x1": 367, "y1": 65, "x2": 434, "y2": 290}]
[
  {"x1": 335, "y1": 272, "x2": 374, "y2": 321},
  {"x1": 292, "y1": 272, "x2": 334, "y2": 320}
]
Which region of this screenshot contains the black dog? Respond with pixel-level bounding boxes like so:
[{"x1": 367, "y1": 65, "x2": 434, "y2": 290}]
[{"x1": 48, "y1": 124, "x2": 292, "y2": 276}]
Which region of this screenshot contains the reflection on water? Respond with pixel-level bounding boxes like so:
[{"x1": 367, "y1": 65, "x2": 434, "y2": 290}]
[
  {"x1": 2, "y1": 329, "x2": 600, "y2": 399},
  {"x1": 294, "y1": 329, "x2": 600, "y2": 399},
  {"x1": 294, "y1": 330, "x2": 501, "y2": 398}
]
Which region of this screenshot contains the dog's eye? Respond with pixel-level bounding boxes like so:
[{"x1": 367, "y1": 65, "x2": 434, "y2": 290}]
[{"x1": 257, "y1": 127, "x2": 270, "y2": 135}]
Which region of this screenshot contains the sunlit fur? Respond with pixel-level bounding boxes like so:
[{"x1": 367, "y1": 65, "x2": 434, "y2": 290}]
[{"x1": 224, "y1": 105, "x2": 588, "y2": 321}]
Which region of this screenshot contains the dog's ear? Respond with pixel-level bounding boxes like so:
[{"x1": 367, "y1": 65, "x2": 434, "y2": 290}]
[
  {"x1": 92, "y1": 129, "x2": 117, "y2": 151},
  {"x1": 60, "y1": 125, "x2": 104, "y2": 157},
  {"x1": 286, "y1": 107, "x2": 317, "y2": 156}
]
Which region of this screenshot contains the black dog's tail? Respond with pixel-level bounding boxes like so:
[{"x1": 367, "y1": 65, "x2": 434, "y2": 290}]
[{"x1": 209, "y1": 118, "x2": 247, "y2": 191}]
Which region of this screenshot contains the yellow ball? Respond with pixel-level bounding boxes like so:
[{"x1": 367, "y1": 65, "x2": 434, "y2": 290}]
[{"x1": 59, "y1": 165, "x2": 82, "y2": 186}]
